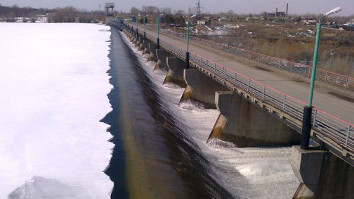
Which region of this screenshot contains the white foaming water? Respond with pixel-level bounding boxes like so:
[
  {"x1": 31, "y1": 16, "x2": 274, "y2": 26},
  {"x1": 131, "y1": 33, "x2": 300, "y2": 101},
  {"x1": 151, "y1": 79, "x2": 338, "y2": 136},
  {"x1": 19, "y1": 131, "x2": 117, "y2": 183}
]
[
  {"x1": 0, "y1": 24, "x2": 113, "y2": 198},
  {"x1": 122, "y1": 33, "x2": 298, "y2": 198}
]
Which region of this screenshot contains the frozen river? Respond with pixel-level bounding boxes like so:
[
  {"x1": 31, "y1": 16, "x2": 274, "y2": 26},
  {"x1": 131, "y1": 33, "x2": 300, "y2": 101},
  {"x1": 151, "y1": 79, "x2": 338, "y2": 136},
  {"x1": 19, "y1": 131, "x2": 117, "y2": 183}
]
[{"x1": 0, "y1": 23, "x2": 113, "y2": 198}]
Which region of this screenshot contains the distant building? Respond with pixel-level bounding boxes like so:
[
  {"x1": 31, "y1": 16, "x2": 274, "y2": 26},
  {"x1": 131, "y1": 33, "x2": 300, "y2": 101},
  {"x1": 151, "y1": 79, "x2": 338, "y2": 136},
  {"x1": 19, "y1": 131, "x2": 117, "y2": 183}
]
[
  {"x1": 265, "y1": 12, "x2": 286, "y2": 19},
  {"x1": 302, "y1": 19, "x2": 316, "y2": 25},
  {"x1": 264, "y1": 6, "x2": 288, "y2": 20},
  {"x1": 131, "y1": 16, "x2": 136, "y2": 22},
  {"x1": 218, "y1": 17, "x2": 228, "y2": 22},
  {"x1": 36, "y1": 15, "x2": 48, "y2": 23},
  {"x1": 197, "y1": 20, "x2": 206, "y2": 25},
  {"x1": 197, "y1": 17, "x2": 211, "y2": 25},
  {"x1": 15, "y1": 17, "x2": 24, "y2": 23},
  {"x1": 343, "y1": 23, "x2": 354, "y2": 31}
]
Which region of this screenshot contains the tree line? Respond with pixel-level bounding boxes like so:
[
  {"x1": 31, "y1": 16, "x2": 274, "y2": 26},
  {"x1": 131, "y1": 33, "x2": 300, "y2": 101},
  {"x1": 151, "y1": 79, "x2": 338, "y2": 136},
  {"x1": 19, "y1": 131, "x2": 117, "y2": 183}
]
[{"x1": 0, "y1": 4, "x2": 105, "y2": 23}]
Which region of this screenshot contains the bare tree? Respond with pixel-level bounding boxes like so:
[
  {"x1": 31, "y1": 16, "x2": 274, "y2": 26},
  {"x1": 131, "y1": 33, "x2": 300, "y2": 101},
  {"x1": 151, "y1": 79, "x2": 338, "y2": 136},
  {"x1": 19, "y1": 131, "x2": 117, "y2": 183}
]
[
  {"x1": 142, "y1": 6, "x2": 159, "y2": 15},
  {"x1": 160, "y1": 7, "x2": 171, "y2": 15},
  {"x1": 227, "y1": 10, "x2": 234, "y2": 16},
  {"x1": 175, "y1": 10, "x2": 185, "y2": 16},
  {"x1": 130, "y1": 7, "x2": 139, "y2": 15}
]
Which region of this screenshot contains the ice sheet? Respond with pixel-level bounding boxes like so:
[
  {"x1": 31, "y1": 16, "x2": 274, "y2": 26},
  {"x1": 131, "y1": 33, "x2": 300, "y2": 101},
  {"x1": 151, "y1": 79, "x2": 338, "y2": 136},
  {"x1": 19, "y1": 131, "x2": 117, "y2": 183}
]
[{"x1": 0, "y1": 23, "x2": 113, "y2": 199}]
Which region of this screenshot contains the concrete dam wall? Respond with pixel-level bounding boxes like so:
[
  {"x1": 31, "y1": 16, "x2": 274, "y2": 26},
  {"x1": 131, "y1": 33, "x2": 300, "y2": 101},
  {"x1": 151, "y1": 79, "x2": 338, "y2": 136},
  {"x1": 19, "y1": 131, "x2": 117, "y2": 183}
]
[{"x1": 123, "y1": 27, "x2": 354, "y2": 199}]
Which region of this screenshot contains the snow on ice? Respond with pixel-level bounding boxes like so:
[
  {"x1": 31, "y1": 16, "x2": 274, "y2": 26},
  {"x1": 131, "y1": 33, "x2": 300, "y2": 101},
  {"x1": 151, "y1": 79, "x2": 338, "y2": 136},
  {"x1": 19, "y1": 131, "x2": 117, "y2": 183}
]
[{"x1": 0, "y1": 23, "x2": 113, "y2": 198}]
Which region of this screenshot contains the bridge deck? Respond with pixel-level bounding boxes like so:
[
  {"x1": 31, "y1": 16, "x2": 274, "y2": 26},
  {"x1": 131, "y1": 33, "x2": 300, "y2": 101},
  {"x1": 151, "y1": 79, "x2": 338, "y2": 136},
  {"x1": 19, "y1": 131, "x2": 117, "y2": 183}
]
[
  {"x1": 123, "y1": 23, "x2": 354, "y2": 164},
  {"x1": 139, "y1": 25, "x2": 353, "y2": 124}
]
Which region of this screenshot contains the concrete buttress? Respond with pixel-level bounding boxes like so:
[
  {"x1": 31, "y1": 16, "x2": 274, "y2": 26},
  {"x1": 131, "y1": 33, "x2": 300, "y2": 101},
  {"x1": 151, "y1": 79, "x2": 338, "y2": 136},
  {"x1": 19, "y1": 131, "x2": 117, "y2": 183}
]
[
  {"x1": 148, "y1": 43, "x2": 157, "y2": 62},
  {"x1": 180, "y1": 69, "x2": 228, "y2": 108},
  {"x1": 155, "y1": 49, "x2": 169, "y2": 71},
  {"x1": 163, "y1": 57, "x2": 187, "y2": 88},
  {"x1": 291, "y1": 146, "x2": 354, "y2": 199},
  {"x1": 208, "y1": 91, "x2": 300, "y2": 147}
]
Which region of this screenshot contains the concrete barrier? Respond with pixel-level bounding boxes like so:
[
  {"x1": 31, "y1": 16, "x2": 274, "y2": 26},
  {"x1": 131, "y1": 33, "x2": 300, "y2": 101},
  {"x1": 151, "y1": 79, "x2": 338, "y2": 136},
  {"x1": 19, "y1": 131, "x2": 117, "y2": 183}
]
[
  {"x1": 208, "y1": 91, "x2": 300, "y2": 146},
  {"x1": 163, "y1": 57, "x2": 187, "y2": 88},
  {"x1": 143, "y1": 40, "x2": 149, "y2": 49},
  {"x1": 138, "y1": 37, "x2": 144, "y2": 51},
  {"x1": 143, "y1": 40, "x2": 149, "y2": 55},
  {"x1": 291, "y1": 146, "x2": 354, "y2": 198},
  {"x1": 155, "y1": 49, "x2": 170, "y2": 71},
  {"x1": 180, "y1": 69, "x2": 228, "y2": 108},
  {"x1": 138, "y1": 43, "x2": 144, "y2": 51},
  {"x1": 134, "y1": 36, "x2": 141, "y2": 47},
  {"x1": 148, "y1": 43, "x2": 157, "y2": 62}
]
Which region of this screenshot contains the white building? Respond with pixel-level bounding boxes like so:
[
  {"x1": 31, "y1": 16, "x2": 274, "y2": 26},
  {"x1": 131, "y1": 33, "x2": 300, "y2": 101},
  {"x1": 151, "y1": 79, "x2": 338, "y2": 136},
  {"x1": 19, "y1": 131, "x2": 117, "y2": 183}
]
[
  {"x1": 36, "y1": 15, "x2": 48, "y2": 23},
  {"x1": 197, "y1": 20, "x2": 206, "y2": 25},
  {"x1": 218, "y1": 17, "x2": 228, "y2": 22}
]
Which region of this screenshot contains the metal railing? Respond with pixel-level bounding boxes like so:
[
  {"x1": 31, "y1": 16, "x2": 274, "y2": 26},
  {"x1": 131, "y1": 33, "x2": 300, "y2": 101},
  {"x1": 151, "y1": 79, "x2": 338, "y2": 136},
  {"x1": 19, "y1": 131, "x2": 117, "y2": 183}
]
[
  {"x1": 127, "y1": 27, "x2": 354, "y2": 156},
  {"x1": 158, "y1": 28, "x2": 354, "y2": 91}
]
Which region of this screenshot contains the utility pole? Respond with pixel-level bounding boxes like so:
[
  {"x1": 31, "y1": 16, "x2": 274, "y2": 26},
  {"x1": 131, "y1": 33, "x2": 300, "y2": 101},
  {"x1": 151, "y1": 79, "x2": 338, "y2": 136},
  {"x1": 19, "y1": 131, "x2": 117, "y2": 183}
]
[
  {"x1": 286, "y1": 3, "x2": 289, "y2": 17},
  {"x1": 157, "y1": 14, "x2": 160, "y2": 49},
  {"x1": 186, "y1": 20, "x2": 190, "y2": 69},
  {"x1": 136, "y1": 14, "x2": 139, "y2": 39},
  {"x1": 143, "y1": 16, "x2": 146, "y2": 40},
  {"x1": 196, "y1": 0, "x2": 201, "y2": 19}
]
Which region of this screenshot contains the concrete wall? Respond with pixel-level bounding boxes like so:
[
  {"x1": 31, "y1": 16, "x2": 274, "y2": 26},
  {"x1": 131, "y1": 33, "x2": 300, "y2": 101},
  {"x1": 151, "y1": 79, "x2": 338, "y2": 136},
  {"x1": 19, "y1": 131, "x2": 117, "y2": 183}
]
[
  {"x1": 291, "y1": 146, "x2": 354, "y2": 198},
  {"x1": 148, "y1": 43, "x2": 157, "y2": 62},
  {"x1": 163, "y1": 57, "x2": 187, "y2": 88},
  {"x1": 155, "y1": 49, "x2": 170, "y2": 71},
  {"x1": 180, "y1": 69, "x2": 228, "y2": 108},
  {"x1": 143, "y1": 40, "x2": 149, "y2": 55},
  {"x1": 209, "y1": 91, "x2": 300, "y2": 147},
  {"x1": 134, "y1": 36, "x2": 142, "y2": 48}
]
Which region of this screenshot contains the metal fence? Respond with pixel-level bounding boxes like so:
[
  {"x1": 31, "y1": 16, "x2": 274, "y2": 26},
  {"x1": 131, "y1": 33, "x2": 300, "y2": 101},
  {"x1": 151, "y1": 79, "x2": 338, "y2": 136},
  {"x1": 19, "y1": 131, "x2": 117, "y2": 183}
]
[
  {"x1": 129, "y1": 27, "x2": 354, "y2": 155},
  {"x1": 158, "y1": 28, "x2": 354, "y2": 91}
]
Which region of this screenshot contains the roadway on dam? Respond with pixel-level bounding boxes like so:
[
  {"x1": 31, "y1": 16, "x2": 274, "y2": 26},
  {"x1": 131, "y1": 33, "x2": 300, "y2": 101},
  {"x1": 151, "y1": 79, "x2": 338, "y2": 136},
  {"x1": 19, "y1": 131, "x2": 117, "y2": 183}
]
[{"x1": 137, "y1": 24, "x2": 354, "y2": 124}]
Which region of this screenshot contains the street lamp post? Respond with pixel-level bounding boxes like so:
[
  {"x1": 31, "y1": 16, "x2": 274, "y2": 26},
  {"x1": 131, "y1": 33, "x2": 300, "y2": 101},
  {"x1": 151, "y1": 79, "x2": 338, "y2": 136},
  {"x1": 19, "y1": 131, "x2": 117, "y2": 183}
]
[
  {"x1": 143, "y1": 16, "x2": 146, "y2": 40},
  {"x1": 131, "y1": 18, "x2": 133, "y2": 33},
  {"x1": 157, "y1": 15, "x2": 160, "y2": 49},
  {"x1": 186, "y1": 20, "x2": 190, "y2": 69},
  {"x1": 136, "y1": 14, "x2": 139, "y2": 39},
  {"x1": 300, "y1": 7, "x2": 342, "y2": 150}
]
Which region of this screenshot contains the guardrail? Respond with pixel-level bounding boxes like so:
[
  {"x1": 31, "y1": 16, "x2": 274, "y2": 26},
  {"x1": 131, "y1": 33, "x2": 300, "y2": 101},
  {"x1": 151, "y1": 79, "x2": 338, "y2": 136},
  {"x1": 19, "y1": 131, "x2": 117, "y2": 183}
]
[
  {"x1": 127, "y1": 26, "x2": 354, "y2": 157},
  {"x1": 157, "y1": 28, "x2": 354, "y2": 91}
]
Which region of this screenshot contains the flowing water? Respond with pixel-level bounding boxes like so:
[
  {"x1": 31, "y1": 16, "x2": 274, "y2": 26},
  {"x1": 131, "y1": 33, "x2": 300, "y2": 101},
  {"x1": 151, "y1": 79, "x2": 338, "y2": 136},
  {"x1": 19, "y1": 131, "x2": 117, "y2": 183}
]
[{"x1": 103, "y1": 27, "x2": 298, "y2": 199}]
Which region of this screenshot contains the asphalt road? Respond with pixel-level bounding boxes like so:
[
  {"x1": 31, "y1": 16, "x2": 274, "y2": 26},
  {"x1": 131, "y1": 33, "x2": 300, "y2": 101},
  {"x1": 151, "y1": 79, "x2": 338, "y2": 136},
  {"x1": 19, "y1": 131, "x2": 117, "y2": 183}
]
[{"x1": 134, "y1": 24, "x2": 354, "y2": 124}]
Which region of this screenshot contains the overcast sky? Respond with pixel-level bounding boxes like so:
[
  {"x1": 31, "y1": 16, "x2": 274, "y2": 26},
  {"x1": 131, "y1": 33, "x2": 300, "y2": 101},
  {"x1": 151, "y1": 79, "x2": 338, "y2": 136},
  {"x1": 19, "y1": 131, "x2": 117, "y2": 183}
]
[{"x1": 1, "y1": 0, "x2": 353, "y2": 16}]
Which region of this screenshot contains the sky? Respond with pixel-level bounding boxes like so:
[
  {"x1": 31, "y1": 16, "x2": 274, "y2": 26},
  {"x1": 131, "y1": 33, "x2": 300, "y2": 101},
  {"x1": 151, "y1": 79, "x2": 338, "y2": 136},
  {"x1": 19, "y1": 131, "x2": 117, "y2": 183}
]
[{"x1": 1, "y1": 0, "x2": 353, "y2": 16}]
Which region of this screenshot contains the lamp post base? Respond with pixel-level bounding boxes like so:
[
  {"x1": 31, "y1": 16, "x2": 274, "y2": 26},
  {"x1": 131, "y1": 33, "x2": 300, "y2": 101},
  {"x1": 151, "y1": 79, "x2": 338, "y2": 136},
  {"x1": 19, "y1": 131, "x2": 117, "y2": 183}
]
[
  {"x1": 301, "y1": 106, "x2": 313, "y2": 150},
  {"x1": 186, "y1": 52, "x2": 190, "y2": 69}
]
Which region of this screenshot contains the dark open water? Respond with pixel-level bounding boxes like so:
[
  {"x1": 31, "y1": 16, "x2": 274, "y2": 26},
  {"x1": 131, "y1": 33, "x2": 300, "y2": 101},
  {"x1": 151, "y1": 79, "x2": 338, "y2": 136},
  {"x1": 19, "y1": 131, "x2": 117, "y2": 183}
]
[{"x1": 101, "y1": 27, "x2": 233, "y2": 199}]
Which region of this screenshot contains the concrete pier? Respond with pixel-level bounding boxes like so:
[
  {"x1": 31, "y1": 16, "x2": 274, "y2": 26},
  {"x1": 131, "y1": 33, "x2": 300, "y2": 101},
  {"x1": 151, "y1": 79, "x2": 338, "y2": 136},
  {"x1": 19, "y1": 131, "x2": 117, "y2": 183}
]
[
  {"x1": 155, "y1": 49, "x2": 169, "y2": 71},
  {"x1": 138, "y1": 37, "x2": 144, "y2": 51},
  {"x1": 208, "y1": 91, "x2": 300, "y2": 147},
  {"x1": 143, "y1": 40, "x2": 149, "y2": 55},
  {"x1": 135, "y1": 37, "x2": 142, "y2": 48},
  {"x1": 180, "y1": 69, "x2": 228, "y2": 108},
  {"x1": 148, "y1": 43, "x2": 157, "y2": 62},
  {"x1": 163, "y1": 57, "x2": 187, "y2": 87},
  {"x1": 291, "y1": 146, "x2": 354, "y2": 198}
]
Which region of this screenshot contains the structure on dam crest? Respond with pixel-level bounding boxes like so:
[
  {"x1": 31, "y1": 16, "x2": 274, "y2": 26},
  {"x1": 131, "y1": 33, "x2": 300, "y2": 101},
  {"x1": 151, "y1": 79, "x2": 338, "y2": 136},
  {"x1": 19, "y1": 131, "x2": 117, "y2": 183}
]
[{"x1": 115, "y1": 19, "x2": 354, "y2": 198}]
